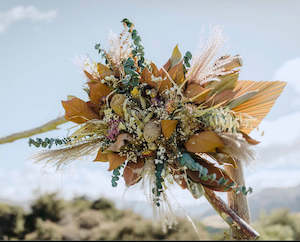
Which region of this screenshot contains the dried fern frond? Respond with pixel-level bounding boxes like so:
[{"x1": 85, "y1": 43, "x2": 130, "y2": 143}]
[
  {"x1": 186, "y1": 26, "x2": 225, "y2": 85},
  {"x1": 106, "y1": 29, "x2": 132, "y2": 74}
]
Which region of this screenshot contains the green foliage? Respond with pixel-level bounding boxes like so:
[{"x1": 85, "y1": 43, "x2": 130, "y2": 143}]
[
  {"x1": 29, "y1": 137, "x2": 71, "y2": 149},
  {"x1": 153, "y1": 162, "x2": 165, "y2": 207},
  {"x1": 121, "y1": 18, "x2": 145, "y2": 69},
  {"x1": 94, "y1": 43, "x2": 109, "y2": 64},
  {"x1": 111, "y1": 164, "x2": 124, "y2": 187},
  {"x1": 183, "y1": 51, "x2": 192, "y2": 74}
]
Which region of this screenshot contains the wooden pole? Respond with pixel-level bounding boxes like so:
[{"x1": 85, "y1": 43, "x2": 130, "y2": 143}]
[
  {"x1": 203, "y1": 188, "x2": 259, "y2": 240},
  {"x1": 0, "y1": 116, "x2": 67, "y2": 145},
  {"x1": 225, "y1": 160, "x2": 252, "y2": 240}
]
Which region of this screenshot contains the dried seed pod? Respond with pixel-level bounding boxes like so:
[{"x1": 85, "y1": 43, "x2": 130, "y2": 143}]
[
  {"x1": 143, "y1": 121, "x2": 161, "y2": 143},
  {"x1": 110, "y1": 94, "x2": 126, "y2": 117}
]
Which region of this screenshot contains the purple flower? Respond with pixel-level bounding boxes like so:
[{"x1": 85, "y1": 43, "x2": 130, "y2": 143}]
[{"x1": 107, "y1": 119, "x2": 120, "y2": 141}]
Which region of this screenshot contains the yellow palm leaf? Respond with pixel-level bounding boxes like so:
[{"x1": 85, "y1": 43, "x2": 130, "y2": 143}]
[{"x1": 232, "y1": 80, "x2": 286, "y2": 134}]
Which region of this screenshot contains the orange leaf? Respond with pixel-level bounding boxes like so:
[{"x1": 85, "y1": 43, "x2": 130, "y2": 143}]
[
  {"x1": 107, "y1": 153, "x2": 127, "y2": 171},
  {"x1": 162, "y1": 44, "x2": 182, "y2": 71},
  {"x1": 161, "y1": 120, "x2": 178, "y2": 139},
  {"x1": 61, "y1": 97, "x2": 99, "y2": 124},
  {"x1": 123, "y1": 159, "x2": 145, "y2": 187},
  {"x1": 158, "y1": 69, "x2": 172, "y2": 93},
  {"x1": 97, "y1": 63, "x2": 113, "y2": 79},
  {"x1": 241, "y1": 131, "x2": 260, "y2": 145},
  {"x1": 88, "y1": 82, "x2": 112, "y2": 105},
  {"x1": 168, "y1": 61, "x2": 184, "y2": 85},
  {"x1": 185, "y1": 131, "x2": 224, "y2": 153},
  {"x1": 140, "y1": 67, "x2": 158, "y2": 88},
  {"x1": 84, "y1": 70, "x2": 97, "y2": 81},
  {"x1": 150, "y1": 62, "x2": 160, "y2": 77},
  {"x1": 163, "y1": 59, "x2": 171, "y2": 72},
  {"x1": 186, "y1": 155, "x2": 235, "y2": 192},
  {"x1": 94, "y1": 149, "x2": 109, "y2": 162}
]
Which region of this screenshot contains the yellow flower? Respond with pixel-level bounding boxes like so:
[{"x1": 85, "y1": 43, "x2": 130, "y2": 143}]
[{"x1": 131, "y1": 87, "x2": 139, "y2": 98}]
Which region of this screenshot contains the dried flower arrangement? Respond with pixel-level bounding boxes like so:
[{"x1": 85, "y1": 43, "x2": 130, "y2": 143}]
[{"x1": 29, "y1": 18, "x2": 286, "y2": 236}]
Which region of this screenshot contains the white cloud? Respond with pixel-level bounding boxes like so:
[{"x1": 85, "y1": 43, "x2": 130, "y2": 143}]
[
  {"x1": 0, "y1": 5, "x2": 57, "y2": 33},
  {"x1": 251, "y1": 111, "x2": 300, "y2": 147},
  {"x1": 273, "y1": 58, "x2": 300, "y2": 94}
]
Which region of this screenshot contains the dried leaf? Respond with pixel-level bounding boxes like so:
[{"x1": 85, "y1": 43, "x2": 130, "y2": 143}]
[
  {"x1": 161, "y1": 120, "x2": 178, "y2": 140},
  {"x1": 123, "y1": 159, "x2": 145, "y2": 187},
  {"x1": 140, "y1": 67, "x2": 158, "y2": 88},
  {"x1": 86, "y1": 101, "x2": 101, "y2": 117},
  {"x1": 168, "y1": 61, "x2": 184, "y2": 85},
  {"x1": 107, "y1": 133, "x2": 132, "y2": 152},
  {"x1": 84, "y1": 70, "x2": 97, "y2": 81},
  {"x1": 170, "y1": 44, "x2": 182, "y2": 68},
  {"x1": 110, "y1": 94, "x2": 126, "y2": 117},
  {"x1": 241, "y1": 131, "x2": 260, "y2": 145},
  {"x1": 163, "y1": 59, "x2": 171, "y2": 72},
  {"x1": 158, "y1": 69, "x2": 172, "y2": 93},
  {"x1": 62, "y1": 97, "x2": 99, "y2": 124},
  {"x1": 186, "y1": 155, "x2": 235, "y2": 192},
  {"x1": 107, "y1": 153, "x2": 127, "y2": 171},
  {"x1": 150, "y1": 62, "x2": 160, "y2": 77},
  {"x1": 94, "y1": 149, "x2": 109, "y2": 162},
  {"x1": 162, "y1": 44, "x2": 182, "y2": 71},
  {"x1": 88, "y1": 82, "x2": 112, "y2": 105},
  {"x1": 185, "y1": 131, "x2": 224, "y2": 153},
  {"x1": 97, "y1": 63, "x2": 113, "y2": 79}
]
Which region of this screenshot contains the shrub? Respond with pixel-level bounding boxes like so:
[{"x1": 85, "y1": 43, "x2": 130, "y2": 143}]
[
  {"x1": 25, "y1": 218, "x2": 63, "y2": 240},
  {"x1": 24, "y1": 192, "x2": 65, "y2": 232},
  {"x1": 91, "y1": 198, "x2": 115, "y2": 210},
  {"x1": 0, "y1": 203, "x2": 25, "y2": 239},
  {"x1": 255, "y1": 208, "x2": 300, "y2": 240}
]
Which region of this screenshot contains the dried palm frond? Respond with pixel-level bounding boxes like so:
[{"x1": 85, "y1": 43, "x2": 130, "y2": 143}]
[{"x1": 232, "y1": 80, "x2": 286, "y2": 134}]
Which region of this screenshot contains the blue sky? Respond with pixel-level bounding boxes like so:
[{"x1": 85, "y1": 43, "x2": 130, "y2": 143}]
[{"x1": 0, "y1": 0, "x2": 300, "y2": 213}]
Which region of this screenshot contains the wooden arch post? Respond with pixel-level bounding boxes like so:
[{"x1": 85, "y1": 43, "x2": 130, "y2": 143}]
[{"x1": 225, "y1": 160, "x2": 251, "y2": 240}]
